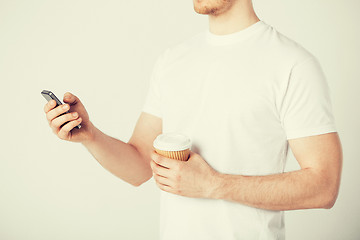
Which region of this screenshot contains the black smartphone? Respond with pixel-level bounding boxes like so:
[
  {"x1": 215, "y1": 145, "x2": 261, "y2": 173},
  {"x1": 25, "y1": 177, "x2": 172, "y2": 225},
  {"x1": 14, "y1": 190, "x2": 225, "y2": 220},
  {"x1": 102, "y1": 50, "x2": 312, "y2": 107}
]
[{"x1": 41, "y1": 90, "x2": 81, "y2": 129}]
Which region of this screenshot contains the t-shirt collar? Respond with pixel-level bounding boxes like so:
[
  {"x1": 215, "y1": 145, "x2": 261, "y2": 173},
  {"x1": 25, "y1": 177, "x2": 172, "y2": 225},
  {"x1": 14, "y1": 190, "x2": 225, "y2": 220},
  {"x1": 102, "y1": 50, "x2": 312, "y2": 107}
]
[{"x1": 205, "y1": 20, "x2": 266, "y2": 46}]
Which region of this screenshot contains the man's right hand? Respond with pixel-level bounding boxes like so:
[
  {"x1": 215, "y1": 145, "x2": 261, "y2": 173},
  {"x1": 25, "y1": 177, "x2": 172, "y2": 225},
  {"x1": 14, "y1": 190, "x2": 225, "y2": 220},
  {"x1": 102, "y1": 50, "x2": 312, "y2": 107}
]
[
  {"x1": 44, "y1": 92, "x2": 94, "y2": 143},
  {"x1": 43, "y1": 91, "x2": 162, "y2": 186}
]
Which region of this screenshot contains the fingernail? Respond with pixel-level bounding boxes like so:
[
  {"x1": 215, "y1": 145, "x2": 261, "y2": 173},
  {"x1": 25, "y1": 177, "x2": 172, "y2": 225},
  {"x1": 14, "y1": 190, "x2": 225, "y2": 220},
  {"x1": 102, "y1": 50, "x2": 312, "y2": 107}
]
[
  {"x1": 64, "y1": 93, "x2": 71, "y2": 99},
  {"x1": 62, "y1": 104, "x2": 69, "y2": 110},
  {"x1": 72, "y1": 112, "x2": 78, "y2": 117}
]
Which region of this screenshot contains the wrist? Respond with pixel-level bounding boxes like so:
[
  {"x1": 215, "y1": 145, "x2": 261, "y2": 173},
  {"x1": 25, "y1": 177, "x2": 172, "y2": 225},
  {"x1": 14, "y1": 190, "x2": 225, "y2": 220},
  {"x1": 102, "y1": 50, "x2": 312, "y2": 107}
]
[
  {"x1": 81, "y1": 121, "x2": 98, "y2": 146},
  {"x1": 208, "y1": 171, "x2": 226, "y2": 200},
  {"x1": 209, "y1": 173, "x2": 244, "y2": 201}
]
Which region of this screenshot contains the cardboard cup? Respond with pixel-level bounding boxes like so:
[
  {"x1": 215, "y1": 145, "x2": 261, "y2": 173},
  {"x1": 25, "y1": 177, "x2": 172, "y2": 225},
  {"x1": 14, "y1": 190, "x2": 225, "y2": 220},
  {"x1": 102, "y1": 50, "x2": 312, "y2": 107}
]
[{"x1": 153, "y1": 133, "x2": 191, "y2": 161}]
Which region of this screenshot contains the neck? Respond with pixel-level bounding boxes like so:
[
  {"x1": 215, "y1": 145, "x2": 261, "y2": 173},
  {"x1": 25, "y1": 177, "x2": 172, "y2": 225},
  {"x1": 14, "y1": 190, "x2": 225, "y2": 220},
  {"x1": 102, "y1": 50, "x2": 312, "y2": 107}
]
[{"x1": 209, "y1": 0, "x2": 260, "y2": 35}]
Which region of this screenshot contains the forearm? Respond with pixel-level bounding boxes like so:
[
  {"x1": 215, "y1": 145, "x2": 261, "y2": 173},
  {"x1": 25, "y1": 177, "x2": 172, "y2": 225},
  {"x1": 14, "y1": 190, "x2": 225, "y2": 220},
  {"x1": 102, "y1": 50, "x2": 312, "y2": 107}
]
[
  {"x1": 212, "y1": 168, "x2": 337, "y2": 211},
  {"x1": 82, "y1": 123, "x2": 152, "y2": 186}
]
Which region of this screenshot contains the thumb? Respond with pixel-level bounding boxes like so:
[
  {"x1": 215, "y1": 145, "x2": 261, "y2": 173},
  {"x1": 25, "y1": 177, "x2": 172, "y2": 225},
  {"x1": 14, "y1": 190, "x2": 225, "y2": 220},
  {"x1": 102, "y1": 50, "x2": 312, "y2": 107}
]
[{"x1": 63, "y1": 92, "x2": 79, "y2": 105}]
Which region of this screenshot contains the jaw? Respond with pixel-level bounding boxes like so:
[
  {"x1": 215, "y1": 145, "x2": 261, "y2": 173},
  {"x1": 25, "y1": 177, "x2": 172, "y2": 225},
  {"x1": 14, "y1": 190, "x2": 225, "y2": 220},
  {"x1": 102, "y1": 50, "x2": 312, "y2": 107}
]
[{"x1": 193, "y1": 0, "x2": 234, "y2": 16}]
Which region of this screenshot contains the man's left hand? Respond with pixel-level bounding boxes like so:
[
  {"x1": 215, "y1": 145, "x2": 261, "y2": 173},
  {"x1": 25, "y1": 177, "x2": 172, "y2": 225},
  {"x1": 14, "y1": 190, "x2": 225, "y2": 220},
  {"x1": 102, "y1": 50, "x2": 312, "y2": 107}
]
[{"x1": 150, "y1": 151, "x2": 219, "y2": 199}]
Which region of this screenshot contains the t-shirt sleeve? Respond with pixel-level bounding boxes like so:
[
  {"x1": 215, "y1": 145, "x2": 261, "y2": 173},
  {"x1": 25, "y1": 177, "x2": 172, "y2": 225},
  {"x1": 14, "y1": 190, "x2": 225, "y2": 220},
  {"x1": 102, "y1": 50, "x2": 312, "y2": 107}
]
[
  {"x1": 142, "y1": 50, "x2": 168, "y2": 118},
  {"x1": 279, "y1": 56, "x2": 337, "y2": 140}
]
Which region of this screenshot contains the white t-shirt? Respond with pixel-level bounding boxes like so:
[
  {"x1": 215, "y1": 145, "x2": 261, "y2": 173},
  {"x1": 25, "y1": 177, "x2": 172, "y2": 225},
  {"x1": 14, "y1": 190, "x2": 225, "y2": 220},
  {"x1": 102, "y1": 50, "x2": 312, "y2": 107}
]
[{"x1": 143, "y1": 20, "x2": 337, "y2": 240}]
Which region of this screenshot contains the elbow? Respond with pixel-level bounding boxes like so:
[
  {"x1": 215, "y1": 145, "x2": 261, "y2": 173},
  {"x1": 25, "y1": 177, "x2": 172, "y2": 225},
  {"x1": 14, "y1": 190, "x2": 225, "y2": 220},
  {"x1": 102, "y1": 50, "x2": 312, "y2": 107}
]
[
  {"x1": 315, "y1": 165, "x2": 342, "y2": 209},
  {"x1": 130, "y1": 179, "x2": 143, "y2": 187},
  {"x1": 308, "y1": 172, "x2": 340, "y2": 209},
  {"x1": 129, "y1": 172, "x2": 153, "y2": 187},
  {"x1": 131, "y1": 181, "x2": 143, "y2": 187},
  {"x1": 321, "y1": 174, "x2": 341, "y2": 209},
  {"x1": 319, "y1": 185, "x2": 340, "y2": 209},
  {"x1": 126, "y1": 143, "x2": 153, "y2": 187},
  {"x1": 322, "y1": 191, "x2": 338, "y2": 209},
  {"x1": 131, "y1": 179, "x2": 146, "y2": 187}
]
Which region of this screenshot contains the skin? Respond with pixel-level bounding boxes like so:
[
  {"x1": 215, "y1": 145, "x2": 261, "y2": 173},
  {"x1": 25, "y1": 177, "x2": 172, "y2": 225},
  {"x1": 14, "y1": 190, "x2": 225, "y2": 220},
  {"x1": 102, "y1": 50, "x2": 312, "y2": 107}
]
[
  {"x1": 193, "y1": 0, "x2": 234, "y2": 16},
  {"x1": 194, "y1": 0, "x2": 260, "y2": 35},
  {"x1": 44, "y1": 93, "x2": 159, "y2": 186},
  {"x1": 150, "y1": 133, "x2": 342, "y2": 210},
  {"x1": 44, "y1": 0, "x2": 343, "y2": 210}
]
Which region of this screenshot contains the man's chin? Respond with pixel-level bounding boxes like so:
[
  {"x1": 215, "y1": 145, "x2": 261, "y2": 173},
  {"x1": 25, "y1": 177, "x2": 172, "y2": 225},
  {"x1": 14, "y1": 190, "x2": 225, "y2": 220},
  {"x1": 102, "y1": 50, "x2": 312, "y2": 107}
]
[
  {"x1": 193, "y1": 7, "x2": 205, "y2": 15},
  {"x1": 193, "y1": 0, "x2": 233, "y2": 16},
  {"x1": 193, "y1": 6, "x2": 216, "y2": 15}
]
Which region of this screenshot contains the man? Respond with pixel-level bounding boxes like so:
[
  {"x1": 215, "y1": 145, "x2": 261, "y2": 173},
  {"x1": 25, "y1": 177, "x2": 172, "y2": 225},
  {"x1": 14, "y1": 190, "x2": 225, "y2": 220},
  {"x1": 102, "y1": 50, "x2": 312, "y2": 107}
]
[{"x1": 43, "y1": 0, "x2": 342, "y2": 239}]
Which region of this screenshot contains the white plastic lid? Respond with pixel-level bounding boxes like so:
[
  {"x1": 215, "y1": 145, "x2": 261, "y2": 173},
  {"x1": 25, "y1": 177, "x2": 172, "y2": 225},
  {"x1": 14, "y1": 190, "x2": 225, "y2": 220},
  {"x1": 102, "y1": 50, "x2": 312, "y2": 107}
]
[{"x1": 153, "y1": 133, "x2": 192, "y2": 151}]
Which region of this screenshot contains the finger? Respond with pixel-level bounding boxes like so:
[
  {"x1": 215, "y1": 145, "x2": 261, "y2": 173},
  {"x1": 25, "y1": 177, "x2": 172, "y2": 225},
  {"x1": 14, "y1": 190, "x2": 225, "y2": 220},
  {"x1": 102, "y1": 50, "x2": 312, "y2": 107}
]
[
  {"x1": 51, "y1": 112, "x2": 79, "y2": 129},
  {"x1": 44, "y1": 100, "x2": 57, "y2": 113},
  {"x1": 155, "y1": 181, "x2": 172, "y2": 191},
  {"x1": 58, "y1": 117, "x2": 82, "y2": 140},
  {"x1": 156, "y1": 183, "x2": 175, "y2": 194},
  {"x1": 46, "y1": 104, "x2": 70, "y2": 122},
  {"x1": 153, "y1": 173, "x2": 173, "y2": 187},
  {"x1": 151, "y1": 151, "x2": 180, "y2": 169},
  {"x1": 63, "y1": 92, "x2": 79, "y2": 106},
  {"x1": 150, "y1": 159, "x2": 171, "y2": 177}
]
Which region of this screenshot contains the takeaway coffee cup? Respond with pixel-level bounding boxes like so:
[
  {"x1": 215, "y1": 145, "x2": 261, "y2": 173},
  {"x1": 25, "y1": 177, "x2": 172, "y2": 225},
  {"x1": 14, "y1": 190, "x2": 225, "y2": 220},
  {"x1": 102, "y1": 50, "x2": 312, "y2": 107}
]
[{"x1": 153, "y1": 133, "x2": 192, "y2": 161}]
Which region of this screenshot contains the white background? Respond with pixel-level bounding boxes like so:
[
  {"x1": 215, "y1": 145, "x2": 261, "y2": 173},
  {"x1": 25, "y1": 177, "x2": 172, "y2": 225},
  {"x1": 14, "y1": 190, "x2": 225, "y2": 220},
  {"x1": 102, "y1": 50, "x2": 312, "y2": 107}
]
[{"x1": 0, "y1": 0, "x2": 359, "y2": 239}]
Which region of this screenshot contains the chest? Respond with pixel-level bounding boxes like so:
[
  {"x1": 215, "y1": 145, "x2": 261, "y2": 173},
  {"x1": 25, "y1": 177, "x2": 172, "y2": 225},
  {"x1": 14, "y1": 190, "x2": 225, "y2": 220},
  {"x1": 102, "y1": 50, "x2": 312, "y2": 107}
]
[{"x1": 159, "y1": 52, "x2": 280, "y2": 128}]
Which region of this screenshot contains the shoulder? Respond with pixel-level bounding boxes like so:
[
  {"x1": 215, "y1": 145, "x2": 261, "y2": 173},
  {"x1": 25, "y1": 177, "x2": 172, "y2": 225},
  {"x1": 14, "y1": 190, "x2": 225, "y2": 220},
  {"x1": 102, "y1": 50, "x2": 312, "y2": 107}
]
[{"x1": 260, "y1": 21, "x2": 316, "y2": 67}]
